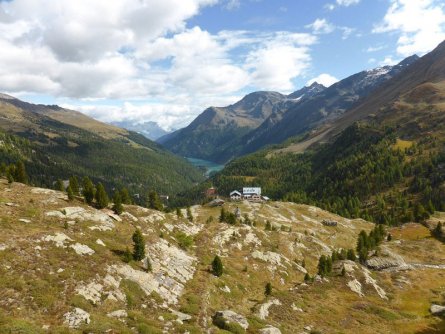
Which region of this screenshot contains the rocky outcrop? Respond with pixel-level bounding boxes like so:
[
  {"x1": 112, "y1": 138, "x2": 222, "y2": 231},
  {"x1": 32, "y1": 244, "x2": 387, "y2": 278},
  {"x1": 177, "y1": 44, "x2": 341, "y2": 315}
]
[
  {"x1": 347, "y1": 279, "x2": 364, "y2": 297},
  {"x1": 63, "y1": 308, "x2": 90, "y2": 328},
  {"x1": 46, "y1": 206, "x2": 115, "y2": 230},
  {"x1": 365, "y1": 247, "x2": 409, "y2": 271},
  {"x1": 430, "y1": 304, "x2": 445, "y2": 316},
  {"x1": 70, "y1": 243, "x2": 95, "y2": 256},
  {"x1": 213, "y1": 310, "x2": 249, "y2": 330},
  {"x1": 256, "y1": 298, "x2": 281, "y2": 320},
  {"x1": 41, "y1": 233, "x2": 73, "y2": 248},
  {"x1": 110, "y1": 239, "x2": 197, "y2": 305},
  {"x1": 259, "y1": 326, "x2": 282, "y2": 334}
]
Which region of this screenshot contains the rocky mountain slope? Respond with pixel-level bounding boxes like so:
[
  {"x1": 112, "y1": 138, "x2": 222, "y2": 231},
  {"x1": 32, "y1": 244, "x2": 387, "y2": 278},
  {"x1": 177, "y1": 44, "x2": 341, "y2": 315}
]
[
  {"x1": 159, "y1": 55, "x2": 418, "y2": 164},
  {"x1": 236, "y1": 55, "x2": 419, "y2": 157},
  {"x1": 1, "y1": 179, "x2": 444, "y2": 333},
  {"x1": 159, "y1": 84, "x2": 325, "y2": 163},
  {"x1": 0, "y1": 94, "x2": 204, "y2": 196}
]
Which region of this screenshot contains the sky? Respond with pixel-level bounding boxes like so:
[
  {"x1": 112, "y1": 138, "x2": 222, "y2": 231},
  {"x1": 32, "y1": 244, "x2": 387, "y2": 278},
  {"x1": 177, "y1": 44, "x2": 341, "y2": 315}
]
[{"x1": 0, "y1": 0, "x2": 444, "y2": 131}]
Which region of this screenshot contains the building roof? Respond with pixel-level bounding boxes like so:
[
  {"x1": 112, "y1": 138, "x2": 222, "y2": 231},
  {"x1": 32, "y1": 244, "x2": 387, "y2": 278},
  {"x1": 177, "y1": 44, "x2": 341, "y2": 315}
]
[{"x1": 230, "y1": 190, "x2": 242, "y2": 196}]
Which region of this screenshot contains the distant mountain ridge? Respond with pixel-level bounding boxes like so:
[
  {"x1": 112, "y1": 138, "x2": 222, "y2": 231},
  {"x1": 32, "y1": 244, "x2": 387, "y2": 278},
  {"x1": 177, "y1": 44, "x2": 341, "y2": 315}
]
[
  {"x1": 160, "y1": 56, "x2": 419, "y2": 163},
  {"x1": 158, "y1": 82, "x2": 326, "y2": 162},
  {"x1": 110, "y1": 120, "x2": 169, "y2": 141}
]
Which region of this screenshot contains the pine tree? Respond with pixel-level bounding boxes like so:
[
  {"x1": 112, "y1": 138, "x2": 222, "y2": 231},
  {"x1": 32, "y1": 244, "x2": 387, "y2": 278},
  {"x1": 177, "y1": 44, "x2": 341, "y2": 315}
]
[
  {"x1": 147, "y1": 191, "x2": 163, "y2": 211},
  {"x1": 6, "y1": 169, "x2": 13, "y2": 183},
  {"x1": 304, "y1": 273, "x2": 310, "y2": 282},
  {"x1": 82, "y1": 177, "x2": 95, "y2": 205},
  {"x1": 112, "y1": 190, "x2": 124, "y2": 215},
  {"x1": 69, "y1": 176, "x2": 80, "y2": 195},
  {"x1": 123, "y1": 246, "x2": 133, "y2": 263},
  {"x1": 132, "y1": 229, "x2": 145, "y2": 261},
  {"x1": 219, "y1": 207, "x2": 226, "y2": 222},
  {"x1": 14, "y1": 161, "x2": 27, "y2": 184},
  {"x1": 55, "y1": 179, "x2": 64, "y2": 191},
  {"x1": 265, "y1": 220, "x2": 272, "y2": 231},
  {"x1": 347, "y1": 249, "x2": 356, "y2": 261},
  {"x1": 265, "y1": 282, "x2": 272, "y2": 296},
  {"x1": 211, "y1": 255, "x2": 223, "y2": 277},
  {"x1": 67, "y1": 185, "x2": 74, "y2": 201},
  {"x1": 186, "y1": 207, "x2": 193, "y2": 222},
  {"x1": 434, "y1": 222, "x2": 443, "y2": 238},
  {"x1": 95, "y1": 183, "x2": 109, "y2": 209},
  {"x1": 120, "y1": 188, "x2": 132, "y2": 204},
  {"x1": 176, "y1": 207, "x2": 183, "y2": 218},
  {"x1": 387, "y1": 233, "x2": 392, "y2": 242}
]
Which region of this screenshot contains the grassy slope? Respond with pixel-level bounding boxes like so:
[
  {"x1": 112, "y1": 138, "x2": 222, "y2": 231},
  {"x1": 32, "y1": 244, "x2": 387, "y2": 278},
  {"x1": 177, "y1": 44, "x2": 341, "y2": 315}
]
[{"x1": 0, "y1": 179, "x2": 444, "y2": 333}]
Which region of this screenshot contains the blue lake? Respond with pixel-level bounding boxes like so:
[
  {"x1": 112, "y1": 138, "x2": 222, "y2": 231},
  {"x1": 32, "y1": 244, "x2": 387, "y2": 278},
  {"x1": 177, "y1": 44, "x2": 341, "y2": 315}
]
[{"x1": 186, "y1": 157, "x2": 225, "y2": 177}]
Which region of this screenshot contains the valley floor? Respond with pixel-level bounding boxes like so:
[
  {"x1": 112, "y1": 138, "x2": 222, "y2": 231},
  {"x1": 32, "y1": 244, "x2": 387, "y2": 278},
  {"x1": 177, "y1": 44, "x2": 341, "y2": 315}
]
[{"x1": 0, "y1": 179, "x2": 444, "y2": 333}]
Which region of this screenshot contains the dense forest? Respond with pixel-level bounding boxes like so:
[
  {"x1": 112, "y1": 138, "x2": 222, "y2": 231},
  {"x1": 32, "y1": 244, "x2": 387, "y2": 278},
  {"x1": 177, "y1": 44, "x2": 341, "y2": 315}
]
[{"x1": 182, "y1": 122, "x2": 445, "y2": 225}]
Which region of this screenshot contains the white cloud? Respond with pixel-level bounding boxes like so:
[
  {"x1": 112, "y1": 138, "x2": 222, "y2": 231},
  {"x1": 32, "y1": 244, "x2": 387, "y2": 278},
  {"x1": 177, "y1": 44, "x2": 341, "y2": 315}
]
[
  {"x1": 336, "y1": 0, "x2": 360, "y2": 6},
  {"x1": 245, "y1": 33, "x2": 316, "y2": 91},
  {"x1": 306, "y1": 73, "x2": 338, "y2": 87},
  {"x1": 306, "y1": 18, "x2": 335, "y2": 34},
  {"x1": 225, "y1": 0, "x2": 241, "y2": 10},
  {"x1": 0, "y1": 0, "x2": 319, "y2": 128},
  {"x1": 373, "y1": 0, "x2": 445, "y2": 56},
  {"x1": 366, "y1": 45, "x2": 385, "y2": 52},
  {"x1": 325, "y1": 0, "x2": 360, "y2": 10}
]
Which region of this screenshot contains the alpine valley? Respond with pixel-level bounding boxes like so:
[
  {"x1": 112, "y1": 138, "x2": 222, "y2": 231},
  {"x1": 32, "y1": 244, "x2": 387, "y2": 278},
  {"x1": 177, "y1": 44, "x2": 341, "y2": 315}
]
[{"x1": 0, "y1": 7, "x2": 445, "y2": 334}]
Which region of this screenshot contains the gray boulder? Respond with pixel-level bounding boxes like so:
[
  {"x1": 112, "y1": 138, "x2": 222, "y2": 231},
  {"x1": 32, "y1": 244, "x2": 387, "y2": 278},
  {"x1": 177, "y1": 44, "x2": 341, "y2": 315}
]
[
  {"x1": 213, "y1": 310, "x2": 249, "y2": 331},
  {"x1": 259, "y1": 325, "x2": 282, "y2": 333},
  {"x1": 430, "y1": 304, "x2": 445, "y2": 316}
]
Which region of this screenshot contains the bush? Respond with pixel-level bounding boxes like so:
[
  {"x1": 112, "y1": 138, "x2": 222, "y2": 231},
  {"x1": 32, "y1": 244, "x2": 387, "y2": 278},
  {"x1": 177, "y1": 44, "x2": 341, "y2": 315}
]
[{"x1": 175, "y1": 232, "x2": 194, "y2": 250}]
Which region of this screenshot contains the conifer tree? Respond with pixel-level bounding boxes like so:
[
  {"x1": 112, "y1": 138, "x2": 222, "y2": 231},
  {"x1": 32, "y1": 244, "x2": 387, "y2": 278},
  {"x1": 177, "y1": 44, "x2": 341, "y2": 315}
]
[
  {"x1": 14, "y1": 161, "x2": 27, "y2": 184},
  {"x1": 219, "y1": 207, "x2": 226, "y2": 222},
  {"x1": 56, "y1": 179, "x2": 64, "y2": 191},
  {"x1": 6, "y1": 169, "x2": 13, "y2": 183},
  {"x1": 265, "y1": 282, "x2": 272, "y2": 296},
  {"x1": 148, "y1": 191, "x2": 163, "y2": 211},
  {"x1": 112, "y1": 190, "x2": 124, "y2": 215},
  {"x1": 69, "y1": 176, "x2": 80, "y2": 195},
  {"x1": 95, "y1": 182, "x2": 109, "y2": 209},
  {"x1": 186, "y1": 207, "x2": 193, "y2": 222},
  {"x1": 265, "y1": 220, "x2": 272, "y2": 231},
  {"x1": 132, "y1": 229, "x2": 145, "y2": 261},
  {"x1": 211, "y1": 255, "x2": 223, "y2": 277},
  {"x1": 176, "y1": 207, "x2": 183, "y2": 218},
  {"x1": 304, "y1": 273, "x2": 310, "y2": 282},
  {"x1": 434, "y1": 222, "x2": 443, "y2": 238},
  {"x1": 67, "y1": 185, "x2": 74, "y2": 201},
  {"x1": 120, "y1": 187, "x2": 132, "y2": 204},
  {"x1": 82, "y1": 177, "x2": 95, "y2": 205}
]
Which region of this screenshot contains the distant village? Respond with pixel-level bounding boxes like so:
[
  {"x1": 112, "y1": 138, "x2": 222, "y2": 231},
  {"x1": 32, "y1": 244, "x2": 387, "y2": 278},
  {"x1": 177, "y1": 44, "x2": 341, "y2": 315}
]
[{"x1": 206, "y1": 186, "x2": 270, "y2": 207}]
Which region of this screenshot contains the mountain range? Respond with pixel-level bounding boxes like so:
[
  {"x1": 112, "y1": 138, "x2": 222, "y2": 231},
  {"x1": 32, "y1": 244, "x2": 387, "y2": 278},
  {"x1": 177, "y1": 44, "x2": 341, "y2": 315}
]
[
  {"x1": 159, "y1": 55, "x2": 419, "y2": 163},
  {"x1": 110, "y1": 120, "x2": 169, "y2": 141}
]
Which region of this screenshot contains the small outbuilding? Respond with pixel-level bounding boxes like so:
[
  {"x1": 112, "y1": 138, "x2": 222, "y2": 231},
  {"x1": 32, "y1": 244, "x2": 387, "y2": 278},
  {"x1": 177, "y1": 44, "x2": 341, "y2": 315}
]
[{"x1": 230, "y1": 190, "x2": 242, "y2": 201}]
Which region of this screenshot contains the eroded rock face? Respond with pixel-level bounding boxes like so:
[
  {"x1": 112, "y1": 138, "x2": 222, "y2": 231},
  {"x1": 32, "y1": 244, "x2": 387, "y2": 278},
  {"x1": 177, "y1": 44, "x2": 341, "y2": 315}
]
[
  {"x1": 63, "y1": 308, "x2": 90, "y2": 328},
  {"x1": 109, "y1": 239, "x2": 197, "y2": 305},
  {"x1": 213, "y1": 310, "x2": 249, "y2": 330},
  {"x1": 347, "y1": 279, "x2": 363, "y2": 297}
]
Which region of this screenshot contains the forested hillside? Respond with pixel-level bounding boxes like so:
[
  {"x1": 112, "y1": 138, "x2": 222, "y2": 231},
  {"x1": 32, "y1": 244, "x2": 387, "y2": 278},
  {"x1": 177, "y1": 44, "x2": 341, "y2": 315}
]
[
  {"x1": 208, "y1": 122, "x2": 445, "y2": 225},
  {"x1": 0, "y1": 96, "x2": 204, "y2": 197}
]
